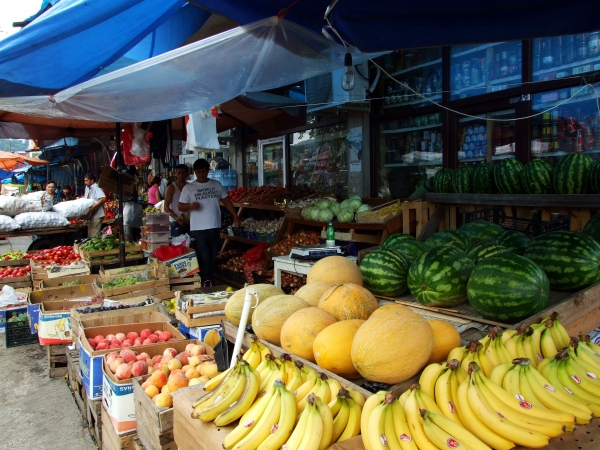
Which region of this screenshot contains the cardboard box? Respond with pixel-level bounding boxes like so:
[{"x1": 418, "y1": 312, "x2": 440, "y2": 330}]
[
  {"x1": 102, "y1": 340, "x2": 213, "y2": 434},
  {"x1": 186, "y1": 324, "x2": 222, "y2": 345},
  {"x1": 38, "y1": 300, "x2": 95, "y2": 345},
  {"x1": 0, "y1": 306, "x2": 27, "y2": 333},
  {"x1": 98, "y1": 166, "x2": 136, "y2": 199},
  {"x1": 40, "y1": 275, "x2": 99, "y2": 289},
  {"x1": 79, "y1": 319, "x2": 183, "y2": 400},
  {"x1": 149, "y1": 248, "x2": 199, "y2": 279}
]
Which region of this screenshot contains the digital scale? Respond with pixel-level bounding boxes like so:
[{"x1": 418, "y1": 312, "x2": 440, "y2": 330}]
[{"x1": 289, "y1": 244, "x2": 344, "y2": 260}]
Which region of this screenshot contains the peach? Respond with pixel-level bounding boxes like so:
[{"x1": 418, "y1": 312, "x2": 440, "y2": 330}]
[
  {"x1": 181, "y1": 365, "x2": 191, "y2": 373},
  {"x1": 167, "y1": 373, "x2": 189, "y2": 393},
  {"x1": 175, "y1": 354, "x2": 189, "y2": 366},
  {"x1": 159, "y1": 364, "x2": 170, "y2": 376},
  {"x1": 198, "y1": 376, "x2": 210, "y2": 383},
  {"x1": 131, "y1": 361, "x2": 148, "y2": 377},
  {"x1": 120, "y1": 350, "x2": 137, "y2": 363},
  {"x1": 147, "y1": 365, "x2": 155, "y2": 374},
  {"x1": 201, "y1": 362, "x2": 219, "y2": 379},
  {"x1": 161, "y1": 385, "x2": 170, "y2": 394},
  {"x1": 146, "y1": 358, "x2": 153, "y2": 366},
  {"x1": 141, "y1": 379, "x2": 151, "y2": 390},
  {"x1": 170, "y1": 369, "x2": 184, "y2": 377},
  {"x1": 105, "y1": 353, "x2": 120, "y2": 365},
  {"x1": 136, "y1": 352, "x2": 150, "y2": 362},
  {"x1": 96, "y1": 342, "x2": 109, "y2": 351},
  {"x1": 145, "y1": 385, "x2": 159, "y2": 399},
  {"x1": 157, "y1": 340, "x2": 165, "y2": 343},
  {"x1": 188, "y1": 378, "x2": 203, "y2": 386},
  {"x1": 152, "y1": 355, "x2": 163, "y2": 365},
  {"x1": 168, "y1": 338, "x2": 177, "y2": 342},
  {"x1": 134, "y1": 337, "x2": 144, "y2": 346},
  {"x1": 140, "y1": 329, "x2": 153, "y2": 339},
  {"x1": 159, "y1": 331, "x2": 172, "y2": 341},
  {"x1": 185, "y1": 343, "x2": 196, "y2": 354},
  {"x1": 154, "y1": 330, "x2": 161, "y2": 336},
  {"x1": 148, "y1": 334, "x2": 159, "y2": 343},
  {"x1": 99, "y1": 339, "x2": 111, "y2": 346},
  {"x1": 163, "y1": 348, "x2": 177, "y2": 358},
  {"x1": 190, "y1": 345, "x2": 206, "y2": 357},
  {"x1": 161, "y1": 355, "x2": 173, "y2": 364},
  {"x1": 109, "y1": 344, "x2": 121, "y2": 349},
  {"x1": 121, "y1": 340, "x2": 133, "y2": 348},
  {"x1": 185, "y1": 368, "x2": 200, "y2": 379},
  {"x1": 105, "y1": 334, "x2": 116, "y2": 342},
  {"x1": 111, "y1": 339, "x2": 122, "y2": 346},
  {"x1": 109, "y1": 357, "x2": 124, "y2": 373},
  {"x1": 188, "y1": 356, "x2": 201, "y2": 367},
  {"x1": 93, "y1": 335, "x2": 104, "y2": 344},
  {"x1": 198, "y1": 355, "x2": 212, "y2": 361},
  {"x1": 143, "y1": 338, "x2": 154, "y2": 345},
  {"x1": 115, "y1": 333, "x2": 127, "y2": 342},
  {"x1": 128, "y1": 360, "x2": 136, "y2": 366},
  {"x1": 150, "y1": 370, "x2": 168, "y2": 388},
  {"x1": 127, "y1": 332, "x2": 139, "y2": 341},
  {"x1": 116, "y1": 364, "x2": 132, "y2": 380},
  {"x1": 167, "y1": 358, "x2": 182, "y2": 371}
]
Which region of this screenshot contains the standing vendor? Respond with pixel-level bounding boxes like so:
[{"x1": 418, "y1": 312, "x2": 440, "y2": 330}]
[
  {"x1": 41, "y1": 180, "x2": 62, "y2": 211},
  {"x1": 178, "y1": 159, "x2": 241, "y2": 285},
  {"x1": 164, "y1": 164, "x2": 190, "y2": 237},
  {"x1": 84, "y1": 173, "x2": 106, "y2": 238}
]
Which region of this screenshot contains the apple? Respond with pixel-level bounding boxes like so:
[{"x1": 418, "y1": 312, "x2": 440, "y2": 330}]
[{"x1": 127, "y1": 332, "x2": 139, "y2": 341}]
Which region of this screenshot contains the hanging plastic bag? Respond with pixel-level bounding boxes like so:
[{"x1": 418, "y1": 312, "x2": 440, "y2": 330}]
[
  {"x1": 242, "y1": 243, "x2": 269, "y2": 284},
  {"x1": 121, "y1": 123, "x2": 152, "y2": 165}
]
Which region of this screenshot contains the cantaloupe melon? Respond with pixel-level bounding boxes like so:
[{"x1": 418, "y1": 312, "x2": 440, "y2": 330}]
[
  {"x1": 306, "y1": 256, "x2": 363, "y2": 286},
  {"x1": 280, "y1": 307, "x2": 337, "y2": 362},
  {"x1": 369, "y1": 303, "x2": 412, "y2": 318},
  {"x1": 295, "y1": 281, "x2": 335, "y2": 307},
  {"x1": 224, "y1": 284, "x2": 285, "y2": 326},
  {"x1": 251, "y1": 295, "x2": 309, "y2": 346},
  {"x1": 318, "y1": 283, "x2": 379, "y2": 321},
  {"x1": 351, "y1": 306, "x2": 433, "y2": 384},
  {"x1": 313, "y1": 319, "x2": 364, "y2": 379},
  {"x1": 426, "y1": 319, "x2": 462, "y2": 364}
]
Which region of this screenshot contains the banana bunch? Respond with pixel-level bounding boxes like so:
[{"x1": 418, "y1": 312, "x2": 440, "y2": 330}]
[
  {"x1": 223, "y1": 379, "x2": 297, "y2": 450},
  {"x1": 328, "y1": 388, "x2": 362, "y2": 444},
  {"x1": 191, "y1": 358, "x2": 260, "y2": 425},
  {"x1": 418, "y1": 359, "x2": 467, "y2": 426},
  {"x1": 296, "y1": 371, "x2": 341, "y2": 412},
  {"x1": 242, "y1": 335, "x2": 272, "y2": 369},
  {"x1": 447, "y1": 340, "x2": 495, "y2": 377},
  {"x1": 281, "y1": 393, "x2": 332, "y2": 450}
]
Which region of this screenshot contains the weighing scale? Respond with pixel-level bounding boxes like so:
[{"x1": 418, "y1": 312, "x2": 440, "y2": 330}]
[{"x1": 289, "y1": 244, "x2": 344, "y2": 260}]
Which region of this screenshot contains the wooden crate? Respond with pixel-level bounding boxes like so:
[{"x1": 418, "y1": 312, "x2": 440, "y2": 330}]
[
  {"x1": 81, "y1": 243, "x2": 143, "y2": 264},
  {"x1": 101, "y1": 404, "x2": 136, "y2": 450},
  {"x1": 99, "y1": 263, "x2": 163, "y2": 278},
  {"x1": 0, "y1": 260, "x2": 33, "y2": 289},
  {"x1": 66, "y1": 348, "x2": 86, "y2": 415},
  {"x1": 168, "y1": 275, "x2": 201, "y2": 293},
  {"x1": 355, "y1": 199, "x2": 402, "y2": 224},
  {"x1": 108, "y1": 285, "x2": 171, "y2": 301},
  {"x1": 133, "y1": 378, "x2": 177, "y2": 450},
  {"x1": 46, "y1": 343, "x2": 68, "y2": 378},
  {"x1": 95, "y1": 268, "x2": 169, "y2": 298},
  {"x1": 41, "y1": 275, "x2": 99, "y2": 289},
  {"x1": 87, "y1": 398, "x2": 103, "y2": 447}
]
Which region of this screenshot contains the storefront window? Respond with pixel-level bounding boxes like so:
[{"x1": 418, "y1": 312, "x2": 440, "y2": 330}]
[
  {"x1": 531, "y1": 86, "x2": 600, "y2": 164},
  {"x1": 379, "y1": 48, "x2": 443, "y2": 112},
  {"x1": 377, "y1": 113, "x2": 443, "y2": 198},
  {"x1": 245, "y1": 142, "x2": 259, "y2": 188},
  {"x1": 450, "y1": 42, "x2": 522, "y2": 100},
  {"x1": 290, "y1": 123, "x2": 349, "y2": 197},
  {"x1": 458, "y1": 110, "x2": 516, "y2": 165},
  {"x1": 532, "y1": 32, "x2": 600, "y2": 82}
]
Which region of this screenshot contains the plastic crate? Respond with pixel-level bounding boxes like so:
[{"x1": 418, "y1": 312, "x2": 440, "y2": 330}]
[
  {"x1": 242, "y1": 230, "x2": 258, "y2": 240},
  {"x1": 5, "y1": 321, "x2": 38, "y2": 348},
  {"x1": 256, "y1": 231, "x2": 277, "y2": 243},
  {"x1": 464, "y1": 208, "x2": 570, "y2": 238},
  {"x1": 145, "y1": 213, "x2": 170, "y2": 225}
]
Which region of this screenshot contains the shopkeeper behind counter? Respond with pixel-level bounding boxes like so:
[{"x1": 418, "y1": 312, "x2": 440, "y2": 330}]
[{"x1": 178, "y1": 159, "x2": 241, "y2": 286}]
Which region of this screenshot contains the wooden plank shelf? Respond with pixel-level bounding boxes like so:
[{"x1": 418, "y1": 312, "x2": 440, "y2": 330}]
[
  {"x1": 426, "y1": 193, "x2": 600, "y2": 208},
  {"x1": 218, "y1": 234, "x2": 271, "y2": 246}
]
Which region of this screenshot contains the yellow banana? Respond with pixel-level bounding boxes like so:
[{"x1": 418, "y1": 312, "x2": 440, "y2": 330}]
[
  {"x1": 434, "y1": 367, "x2": 462, "y2": 425},
  {"x1": 504, "y1": 331, "x2": 520, "y2": 359},
  {"x1": 256, "y1": 381, "x2": 296, "y2": 450},
  {"x1": 360, "y1": 390, "x2": 386, "y2": 450},
  {"x1": 298, "y1": 361, "x2": 316, "y2": 384},
  {"x1": 192, "y1": 364, "x2": 240, "y2": 411},
  {"x1": 418, "y1": 362, "x2": 446, "y2": 399},
  {"x1": 346, "y1": 387, "x2": 366, "y2": 407},
  {"x1": 495, "y1": 333, "x2": 516, "y2": 364},
  {"x1": 502, "y1": 364, "x2": 523, "y2": 397},
  {"x1": 422, "y1": 411, "x2": 469, "y2": 450},
  {"x1": 203, "y1": 366, "x2": 231, "y2": 392},
  {"x1": 282, "y1": 395, "x2": 311, "y2": 450},
  {"x1": 242, "y1": 342, "x2": 261, "y2": 369},
  {"x1": 331, "y1": 398, "x2": 350, "y2": 443},
  {"x1": 338, "y1": 395, "x2": 361, "y2": 442},
  {"x1": 403, "y1": 386, "x2": 437, "y2": 450},
  {"x1": 448, "y1": 368, "x2": 464, "y2": 425},
  {"x1": 296, "y1": 377, "x2": 320, "y2": 412},
  {"x1": 427, "y1": 410, "x2": 492, "y2": 450},
  {"x1": 475, "y1": 346, "x2": 494, "y2": 377},
  {"x1": 254, "y1": 337, "x2": 272, "y2": 362},
  {"x1": 198, "y1": 363, "x2": 249, "y2": 422},
  {"x1": 540, "y1": 322, "x2": 559, "y2": 358},
  {"x1": 383, "y1": 402, "x2": 404, "y2": 450},
  {"x1": 502, "y1": 329, "x2": 517, "y2": 344},
  {"x1": 556, "y1": 358, "x2": 600, "y2": 405},
  {"x1": 325, "y1": 377, "x2": 341, "y2": 400},
  {"x1": 447, "y1": 345, "x2": 468, "y2": 363},
  {"x1": 484, "y1": 331, "x2": 502, "y2": 367},
  {"x1": 574, "y1": 340, "x2": 600, "y2": 370},
  {"x1": 285, "y1": 361, "x2": 304, "y2": 393},
  {"x1": 214, "y1": 364, "x2": 261, "y2": 426},
  {"x1": 231, "y1": 385, "x2": 282, "y2": 450},
  {"x1": 296, "y1": 395, "x2": 323, "y2": 450},
  {"x1": 563, "y1": 356, "x2": 600, "y2": 394},
  {"x1": 312, "y1": 375, "x2": 331, "y2": 404},
  {"x1": 569, "y1": 346, "x2": 600, "y2": 377},
  {"x1": 521, "y1": 329, "x2": 538, "y2": 368},
  {"x1": 280, "y1": 353, "x2": 295, "y2": 383},
  {"x1": 315, "y1": 397, "x2": 333, "y2": 450},
  {"x1": 389, "y1": 393, "x2": 418, "y2": 450},
  {"x1": 549, "y1": 322, "x2": 566, "y2": 349},
  {"x1": 398, "y1": 388, "x2": 410, "y2": 407},
  {"x1": 415, "y1": 386, "x2": 442, "y2": 415},
  {"x1": 528, "y1": 324, "x2": 544, "y2": 367},
  {"x1": 366, "y1": 402, "x2": 387, "y2": 450},
  {"x1": 490, "y1": 362, "x2": 512, "y2": 386},
  {"x1": 328, "y1": 392, "x2": 344, "y2": 417},
  {"x1": 536, "y1": 356, "x2": 554, "y2": 375}
]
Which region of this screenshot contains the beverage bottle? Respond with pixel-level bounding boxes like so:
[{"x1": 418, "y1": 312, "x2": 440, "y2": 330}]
[{"x1": 326, "y1": 222, "x2": 336, "y2": 247}]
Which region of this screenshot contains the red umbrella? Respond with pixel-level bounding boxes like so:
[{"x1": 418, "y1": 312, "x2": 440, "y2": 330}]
[{"x1": 0, "y1": 150, "x2": 48, "y2": 170}]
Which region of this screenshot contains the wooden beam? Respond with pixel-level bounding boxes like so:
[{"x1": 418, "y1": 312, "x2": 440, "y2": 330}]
[
  {"x1": 426, "y1": 193, "x2": 600, "y2": 208},
  {"x1": 417, "y1": 206, "x2": 446, "y2": 241}
]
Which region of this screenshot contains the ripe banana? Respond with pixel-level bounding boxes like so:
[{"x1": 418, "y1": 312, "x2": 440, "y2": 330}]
[
  {"x1": 325, "y1": 377, "x2": 341, "y2": 400},
  {"x1": 346, "y1": 387, "x2": 366, "y2": 407},
  {"x1": 331, "y1": 397, "x2": 350, "y2": 443},
  {"x1": 447, "y1": 344, "x2": 468, "y2": 363},
  {"x1": 203, "y1": 366, "x2": 231, "y2": 392},
  {"x1": 415, "y1": 385, "x2": 442, "y2": 415},
  {"x1": 389, "y1": 393, "x2": 418, "y2": 450},
  {"x1": 295, "y1": 376, "x2": 319, "y2": 412},
  {"x1": 490, "y1": 362, "x2": 513, "y2": 386},
  {"x1": 328, "y1": 390, "x2": 345, "y2": 417},
  {"x1": 403, "y1": 386, "x2": 437, "y2": 450},
  {"x1": 540, "y1": 321, "x2": 559, "y2": 358},
  {"x1": 549, "y1": 313, "x2": 571, "y2": 348},
  {"x1": 418, "y1": 362, "x2": 446, "y2": 399},
  {"x1": 556, "y1": 358, "x2": 600, "y2": 405},
  {"x1": 214, "y1": 363, "x2": 261, "y2": 426},
  {"x1": 426, "y1": 410, "x2": 492, "y2": 450},
  {"x1": 254, "y1": 337, "x2": 272, "y2": 362},
  {"x1": 242, "y1": 341, "x2": 262, "y2": 369},
  {"x1": 434, "y1": 367, "x2": 462, "y2": 425},
  {"x1": 383, "y1": 402, "x2": 404, "y2": 450},
  {"x1": 315, "y1": 397, "x2": 333, "y2": 450},
  {"x1": 337, "y1": 393, "x2": 361, "y2": 442},
  {"x1": 280, "y1": 353, "x2": 296, "y2": 383},
  {"x1": 502, "y1": 329, "x2": 517, "y2": 344},
  {"x1": 285, "y1": 360, "x2": 304, "y2": 393},
  {"x1": 192, "y1": 364, "x2": 241, "y2": 414},
  {"x1": 361, "y1": 391, "x2": 385, "y2": 450},
  {"x1": 197, "y1": 362, "x2": 249, "y2": 422},
  {"x1": 422, "y1": 411, "x2": 470, "y2": 450},
  {"x1": 365, "y1": 401, "x2": 387, "y2": 450},
  {"x1": 255, "y1": 380, "x2": 296, "y2": 450},
  {"x1": 295, "y1": 395, "x2": 323, "y2": 450},
  {"x1": 281, "y1": 392, "x2": 311, "y2": 450}
]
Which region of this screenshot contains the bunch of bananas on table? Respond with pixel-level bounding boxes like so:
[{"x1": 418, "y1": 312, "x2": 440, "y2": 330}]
[{"x1": 191, "y1": 335, "x2": 365, "y2": 449}]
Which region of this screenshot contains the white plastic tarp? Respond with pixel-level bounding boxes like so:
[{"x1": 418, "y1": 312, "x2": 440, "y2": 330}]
[{"x1": 0, "y1": 17, "x2": 367, "y2": 123}]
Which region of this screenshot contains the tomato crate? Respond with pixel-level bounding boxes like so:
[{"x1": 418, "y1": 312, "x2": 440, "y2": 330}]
[
  {"x1": 5, "y1": 320, "x2": 38, "y2": 348},
  {"x1": 464, "y1": 207, "x2": 570, "y2": 238},
  {"x1": 0, "y1": 259, "x2": 32, "y2": 289}
]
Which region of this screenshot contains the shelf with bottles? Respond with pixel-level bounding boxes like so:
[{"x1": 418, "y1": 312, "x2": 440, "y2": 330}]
[
  {"x1": 532, "y1": 32, "x2": 600, "y2": 82},
  {"x1": 531, "y1": 86, "x2": 598, "y2": 111},
  {"x1": 382, "y1": 93, "x2": 442, "y2": 109},
  {"x1": 381, "y1": 117, "x2": 443, "y2": 166},
  {"x1": 384, "y1": 160, "x2": 442, "y2": 168},
  {"x1": 457, "y1": 110, "x2": 515, "y2": 163}
]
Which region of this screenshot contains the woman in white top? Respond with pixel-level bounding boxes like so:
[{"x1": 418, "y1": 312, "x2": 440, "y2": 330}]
[{"x1": 164, "y1": 164, "x2": 190, "y2": 237}]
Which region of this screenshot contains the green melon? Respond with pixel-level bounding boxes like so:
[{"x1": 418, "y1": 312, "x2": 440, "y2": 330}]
[
  {"x1": 382, "y1": 234, "x2": 415, "y2": 249},
  {"x1": 493, "y1": 229, "x2": 530, "y2": 255},
  {"x1": 433, "y1": 168, "x2": 454, "y2": 194},
  {"x1": 360, "y1": 249, "x2": 410, "y2": 297},
  {"x1": 453, "y1": 166, "x2": 474, "y2": 194},
  {"x1": 467, "y1": 243, "x2": 512, "y2": 265},
  {"x1": 386, "y1": 240, "x2": 428, "y2": 265},
  {"x1": 553, "y1": 153, "x2": 593, "y2": 194},
  {"x1": 582, "y1": 214, "x2": 600, "y2": 244},
  {"x1": 494, "y1": 158, "x2": 524, "y2": 194},
  {"x1": 458, "y1": 221, "x2": 504, "y2": 245},
  {"x1": 473, "y1": 163, "x2": 496, "y2": 194},
  {"x1": 590, "y1": 160, "x2": 600, "y2": 194},
  {"x1": 426, "y1": 230, "x2": 473, "y2": 252},
  {"x1": 522, "y1": 160, "x2": 553, "y2": 194}
]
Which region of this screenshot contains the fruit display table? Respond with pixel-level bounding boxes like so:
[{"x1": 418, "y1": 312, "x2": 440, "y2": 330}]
[{"x1": 272, "y1": 255, "x2": 358, "y2": 288}]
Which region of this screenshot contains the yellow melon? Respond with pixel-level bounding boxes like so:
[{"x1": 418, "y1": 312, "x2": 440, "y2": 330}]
[
  {"x1": 426, "y1": 319, "x2": 462, "y2": 364},
  {"x1": 306, "y1": 256, "x2": 363, "y2": 286},
  {"x1": 351, "y1": 306, "x2": 433, "y2": 384},
  {"x1": 252, "y1": 295, "x2": 309, "y2": 346},
  {"x1": 224, "y1": 284, "x2": 285, "y2": 326},
  {"x1": 369, "y1": 303, "x2": 412, "y2": 318},
  {"x1": 313, "y1": 319, "x2": 364, "y2": 379},
  {"x1": 295, "y1": 281, "x2": 335, "y2": 307},
  {"x1": 280, "y1": 307, "x2": 337, "y2": 362},
  {"x1": 318, "y1": 283, "x2": 379, "y2": 321}
]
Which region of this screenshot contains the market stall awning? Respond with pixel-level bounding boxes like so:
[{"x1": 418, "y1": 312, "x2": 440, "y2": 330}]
[{"x1": 0, "y1": 151, "x2": 48, "y2": 170}]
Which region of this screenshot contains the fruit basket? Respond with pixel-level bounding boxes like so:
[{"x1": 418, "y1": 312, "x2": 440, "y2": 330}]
[{"x1": 465, "y1": 207, "x2": 570, "y2": 238}]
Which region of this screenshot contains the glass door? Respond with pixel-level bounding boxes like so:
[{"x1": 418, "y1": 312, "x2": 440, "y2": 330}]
[
  {"x1": 245, "y1": 142, "x2": 259, "y2": 188},
  {"x1": 258, "y1": 136, "x2": 286, "y2": 187}
]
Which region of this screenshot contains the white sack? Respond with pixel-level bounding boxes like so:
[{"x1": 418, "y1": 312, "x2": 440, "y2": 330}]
[
  {"x1": 0, "y1": 195, "x2": 41, "y2": 216},
  {"x1": 52, "y1": 198, "x2": 95, "y2": 219},
  {"x1": 14, "y1": 212, "x2": 70, "y2": 229},
  {"x1": 0, "y1": 215, "x2": 20, "y2": 231}
]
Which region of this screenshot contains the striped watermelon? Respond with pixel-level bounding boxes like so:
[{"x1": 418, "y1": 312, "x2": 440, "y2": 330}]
[
  {"x1": 588, "y1": 159, "x2": 600, "y2": 194},
  {"x1": 493, "y1": 229, "x2": 530, "y2": 255},
  {"x1": 408, "y1": 246, "x2": 475, "y2": 307},
  {"x1": 473, "y1": 163, "x2": 496, "y2": 194},
  {"x1": 382, "y1": 234, "x2": 415, "y2": 249},
  {"x1": 522, "y1": 160, "x2": 553, "y2": 194},
  {"x1": 467, "y1": 254, "x2": 549, "y2": 323},
  {"x1": 386, "y1": 240, "x2": 428, "y2": 264},
  {"x1": 360, "y1": 249, "x2": 410, "y2": 297},
  {"x1": 524, "y1": 231, "x2": 600, "y2": 291},
  {"x1": 453, "y1": 166, "x2": 474, "y2": 193},
  {"x1": 433, "y1": 168, "x2": 454, "y2": 193},
  {"x1": 582, "y1": 214, "x2": 600, "y2": 243},
  {"x1": 426, "y1": 230, "x2": 473, "y2": 251},
  {"x1": 467, "y1": 243, "x2": 511, "y2": 265},
  {"x1": 553, "y1": 153, "x2": 593, "y2": 194},
  {"x1": 458, "y1": 221, "x2": 504, "y2": 244},
  {"x1": 494, "y1": 158, "x2": 524, "y2": 194}
]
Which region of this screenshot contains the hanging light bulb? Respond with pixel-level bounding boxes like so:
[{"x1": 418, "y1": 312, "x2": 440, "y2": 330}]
[
  {"x1": 341, "y1": 52, "x2": 355, "y2": 91},
  {"x1": 108, "y1": 135, "x2": 116, "y2": 151}
]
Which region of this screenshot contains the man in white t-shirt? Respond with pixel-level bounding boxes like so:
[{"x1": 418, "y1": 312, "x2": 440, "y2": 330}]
[
  {"x1": 84, "y1": 173, "x2": 106, "y2": 238},
  {"x1": 179, "y1": 159, "x2": 240, "y2": 285}
]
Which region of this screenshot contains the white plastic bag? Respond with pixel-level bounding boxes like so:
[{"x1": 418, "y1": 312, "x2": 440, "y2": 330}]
[
  {"x1": 52, "y1": 198, "x2": 95, "y2": 218},
  {"x1": 0, "y1": 286, "x2": 27, "y2": 308},
  {"x1": 0, "y1": 214, "x2": 20, "y2": 231},
  {"x1": 14, "y1": 212, "x2": 70, "y2": 229},
  {"x1": 131, "y1": 123, "x2": 150, "y2": 157}
]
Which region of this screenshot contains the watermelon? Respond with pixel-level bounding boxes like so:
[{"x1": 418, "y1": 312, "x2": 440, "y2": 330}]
[
  {"x1": 467, "y1": 254, "x2": 549, "y2": 323},
  {"x1": 386, "y1": 240, "x2": 428, "y2": 264},
  {"x1": 522, "y1": 160, "x2": 553, "y2": 194},
  {"x1": 453, "y1": 166, "x2": 474, "y2": 193},
  {"x1": 467, "y1": 243, "x2": 512, "y2": 265},
  {"x1": 360, "y1": 249, "x2": 410, "y2": 297},
  {"x1": 407, "y1": 246, "x2": 475, "y2": 307},
  {"x1": 553, "y1": 153, "x2": 593, "y2": 194},
  {"x1": 524, "y1": 231, "x2": 600, "y2": 291},
  {"x1": 473, "y1": 163, "x2": 496, "y2": 194},
  {"x1": 582, "y1": 214, "x2": 600, "y2": 243},
  {"x1": 494, "y1": 158, "x2": 524, "y2": 194},
  {"x1": 382, "y1": 234, "x2": 415, "y2": 249},
  {"x1": 433, "y1": 168, "x2": 454, "y2": 193},
  {"x1": 458, "y1": 221, "x2": 504, "y2": 244},
  {"x1": 590, "y1": 160, "x2": 600, "y2": 194},
  {"x1": 426, "y1": 230, "x2": 473, "y2": 251},
  {"x1": 493, "y1": 229, "x2": 530, "y2": 255}
]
